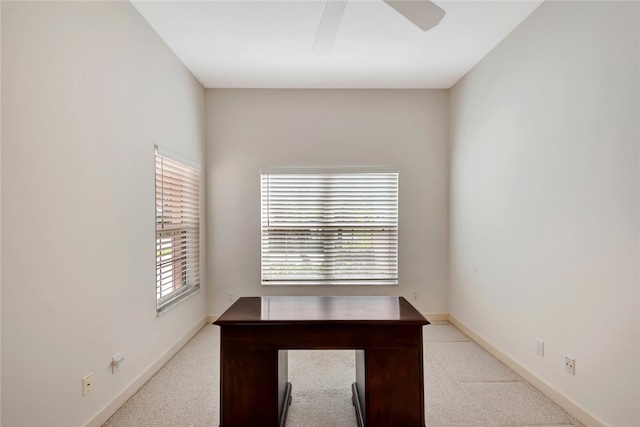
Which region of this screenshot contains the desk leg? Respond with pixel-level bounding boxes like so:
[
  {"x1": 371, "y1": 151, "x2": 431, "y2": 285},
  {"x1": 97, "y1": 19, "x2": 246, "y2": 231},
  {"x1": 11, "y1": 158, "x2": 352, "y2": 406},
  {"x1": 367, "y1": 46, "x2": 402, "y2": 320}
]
[
  {"x1": 351, "y1": 382, "x2": 365, "y2": 427},
  {"x1": 277, "y1": 350, "x2": 292, "y2": 427},
  {"x1": 220, "y1": 346, "x2": 290, "y2": 427},
  {"x1": 358, "y1": 347, "x2": 425, "y2": 427},
  {"x1": 353, "y1": 350, "x2": 366, "y2": 427}
]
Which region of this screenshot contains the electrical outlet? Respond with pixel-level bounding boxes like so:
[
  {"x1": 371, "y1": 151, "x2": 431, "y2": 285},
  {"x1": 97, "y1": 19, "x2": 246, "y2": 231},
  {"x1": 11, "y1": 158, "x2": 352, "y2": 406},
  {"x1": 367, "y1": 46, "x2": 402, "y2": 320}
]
[
  {"x1": 411, "y1": 291, "x2": 419, "y2": 301},
  {"x1": 82, "y1": 373, "x2": 93, "y2": 396},
  {"x1": 535, "y1": 338, "x2": 544, "y2": 357},
  {"x1": 228, "y1": 293, "x2": 234, "y2": 303},
  {"x1": 565, "y1": 355, "x2": 575, "y2": 375}
]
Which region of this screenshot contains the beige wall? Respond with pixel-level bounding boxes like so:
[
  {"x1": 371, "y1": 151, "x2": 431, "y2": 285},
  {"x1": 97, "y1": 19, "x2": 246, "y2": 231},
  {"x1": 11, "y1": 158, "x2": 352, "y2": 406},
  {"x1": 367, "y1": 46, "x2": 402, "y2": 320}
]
[
  {"x1": 3, "y1": 1, "x2": 638, "y2": 426},
  {"x1": 205, "y1": 89, "x2": 449, "y2": 316},
  {"x1": 1, "y1": 2, "x2": 206, "y2": 426},
  {"x1": 449, "y1": 2, "x2": 639, "y2": 426}
]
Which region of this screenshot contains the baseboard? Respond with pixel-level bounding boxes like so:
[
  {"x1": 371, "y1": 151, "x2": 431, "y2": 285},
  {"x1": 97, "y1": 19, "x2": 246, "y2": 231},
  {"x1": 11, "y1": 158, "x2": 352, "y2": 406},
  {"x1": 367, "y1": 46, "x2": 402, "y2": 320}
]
[
  {"x1": 423, "y1": 313, "x2": 448, "y2": 322},
  {"x1": 85, "y1": 317, "x2": 209, "y2": 427},
  {"x1": 447, "y1": 315, "x2": 606, "y2": 427}
]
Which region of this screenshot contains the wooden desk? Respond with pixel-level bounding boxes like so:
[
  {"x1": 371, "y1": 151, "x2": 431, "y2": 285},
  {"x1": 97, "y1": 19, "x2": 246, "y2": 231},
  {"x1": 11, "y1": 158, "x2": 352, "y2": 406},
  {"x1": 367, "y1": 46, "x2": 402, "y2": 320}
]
[{"x1": 214, "y1": 296, "x2": 429, "y2": 427}]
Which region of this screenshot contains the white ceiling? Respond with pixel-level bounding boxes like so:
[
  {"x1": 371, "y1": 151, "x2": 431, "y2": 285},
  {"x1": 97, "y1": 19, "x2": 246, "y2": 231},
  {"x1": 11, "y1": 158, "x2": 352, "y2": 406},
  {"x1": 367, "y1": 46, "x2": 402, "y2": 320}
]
[{"x1": 130, "y1": 0, "x2": 543, "y2": 89}]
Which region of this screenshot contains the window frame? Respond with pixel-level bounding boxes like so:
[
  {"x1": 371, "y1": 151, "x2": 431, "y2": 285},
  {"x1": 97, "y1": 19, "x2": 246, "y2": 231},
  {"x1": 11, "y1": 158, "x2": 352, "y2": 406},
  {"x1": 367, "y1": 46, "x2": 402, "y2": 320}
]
[
  {"x1": 260, "y1": 168, "x2": 399, "y2": 286},
  {"x1": 155, "y1": 147, "x2": 201, "y2": 313}
]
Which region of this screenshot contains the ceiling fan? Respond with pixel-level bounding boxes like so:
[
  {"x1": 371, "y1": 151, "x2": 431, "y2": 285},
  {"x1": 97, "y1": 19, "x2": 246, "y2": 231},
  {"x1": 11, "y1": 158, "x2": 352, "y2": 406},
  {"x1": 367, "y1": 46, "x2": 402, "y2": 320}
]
[{"x1": 312, "y1": 0, "x2": 446, "y2": 53}]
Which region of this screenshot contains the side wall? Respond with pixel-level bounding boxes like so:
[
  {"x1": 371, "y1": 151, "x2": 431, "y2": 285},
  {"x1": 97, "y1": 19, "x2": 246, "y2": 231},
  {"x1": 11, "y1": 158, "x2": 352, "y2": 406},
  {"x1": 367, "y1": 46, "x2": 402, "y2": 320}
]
[
  {"x1": 205, "y1": 89, "x2": 448, "y2": 316},
  {"x1": 1, "y1": 2, "x2": 206, "y2": 426},
  {"x1": 449, "y1": 2, "x2": 639, "y2": 426}
]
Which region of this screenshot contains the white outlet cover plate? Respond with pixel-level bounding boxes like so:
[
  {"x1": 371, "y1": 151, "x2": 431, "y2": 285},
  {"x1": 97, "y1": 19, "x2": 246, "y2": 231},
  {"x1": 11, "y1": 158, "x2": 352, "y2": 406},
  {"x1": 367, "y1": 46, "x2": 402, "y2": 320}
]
[
  {"x1": 565, "y1": 356, "x2": 575, "y2": 375},
  {"x1": 82, "y1": 373, "x2": 93, "y2": 396}
]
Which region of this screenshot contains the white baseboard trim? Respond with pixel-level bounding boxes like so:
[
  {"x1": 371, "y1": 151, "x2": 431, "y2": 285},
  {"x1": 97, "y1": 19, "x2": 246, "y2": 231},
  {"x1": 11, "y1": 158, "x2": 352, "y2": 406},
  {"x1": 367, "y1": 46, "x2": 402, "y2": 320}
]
[
  {"x1": 448, "y1": 314, "x2": 606, "y2": 427},
  {"x1": 423, "y1": 313, "x2": 448, "y2": 322},
  {"x1": 85, "y1": 317, "x2": 209, "y2": 427}
]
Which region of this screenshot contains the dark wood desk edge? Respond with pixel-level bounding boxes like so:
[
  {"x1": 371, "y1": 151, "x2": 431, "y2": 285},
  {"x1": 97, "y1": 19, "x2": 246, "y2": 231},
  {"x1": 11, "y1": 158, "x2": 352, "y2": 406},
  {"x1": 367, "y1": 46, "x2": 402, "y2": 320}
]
[
  {"x1": 214, "y1": 319, "x2": 430, "y2": 326},
  {"x1": 214, "y1": 296, "x2": 430, "y2": 325}
]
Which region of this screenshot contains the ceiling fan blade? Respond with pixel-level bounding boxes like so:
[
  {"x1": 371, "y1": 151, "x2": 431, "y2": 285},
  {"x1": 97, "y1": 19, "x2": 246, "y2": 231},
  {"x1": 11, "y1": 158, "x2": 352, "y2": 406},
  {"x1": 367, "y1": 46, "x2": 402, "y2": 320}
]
[
  {"x1": 383, "y1": 0, "x2": 446, "y2": 32},
  {"x1": 312, "y1": 0, "x2": 348, "y2": 54}
]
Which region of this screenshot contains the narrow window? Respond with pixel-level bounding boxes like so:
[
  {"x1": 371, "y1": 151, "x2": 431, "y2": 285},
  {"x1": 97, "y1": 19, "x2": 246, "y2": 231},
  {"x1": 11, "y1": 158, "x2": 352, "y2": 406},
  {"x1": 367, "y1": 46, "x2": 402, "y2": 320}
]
[
  {"x1": 261, "y1": 169, "x2": 398, "y2": 285},
  {"x1": 155, "y1": 148, "x2": 200, "y2": 311}
]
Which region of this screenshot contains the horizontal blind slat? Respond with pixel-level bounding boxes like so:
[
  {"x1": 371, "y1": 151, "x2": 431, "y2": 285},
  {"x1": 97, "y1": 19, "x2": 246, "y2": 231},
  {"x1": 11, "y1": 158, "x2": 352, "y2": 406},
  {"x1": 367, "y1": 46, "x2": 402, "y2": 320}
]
[
  {"x1": 261, "y1": 171, "x2": 398, "y2": 285},
  {"x1": 155, "y1": 150, "x2": 201, "y2": 309}
]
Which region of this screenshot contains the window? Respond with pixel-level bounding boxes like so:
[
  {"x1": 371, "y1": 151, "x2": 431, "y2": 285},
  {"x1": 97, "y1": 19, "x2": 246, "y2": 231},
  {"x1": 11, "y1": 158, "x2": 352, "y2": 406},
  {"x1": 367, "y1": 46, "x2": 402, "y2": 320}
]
[
  {"x1": 261, "y1": 169, "x2": 398, "y2": 285},
  {"x1": 155, "y1": 148, "x2": 200, "y2": 312}
]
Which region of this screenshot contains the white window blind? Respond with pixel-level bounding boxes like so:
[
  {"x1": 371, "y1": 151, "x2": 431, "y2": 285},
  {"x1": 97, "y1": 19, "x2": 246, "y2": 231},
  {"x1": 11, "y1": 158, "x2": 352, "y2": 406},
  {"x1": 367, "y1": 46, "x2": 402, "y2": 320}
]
[
  {"x1": 155, "y1": 149, "x2": 200, "y2": 311},
  {"x1": 261, "y1": 170, "x2": 398, "y2": 285}
]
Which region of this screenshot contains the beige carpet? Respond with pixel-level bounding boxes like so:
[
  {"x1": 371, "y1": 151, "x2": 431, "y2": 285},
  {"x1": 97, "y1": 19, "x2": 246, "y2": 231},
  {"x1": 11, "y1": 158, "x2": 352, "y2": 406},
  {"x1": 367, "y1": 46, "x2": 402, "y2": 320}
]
[{"x1": 103, "y1": 322, "x2": 584, "y2": 427}]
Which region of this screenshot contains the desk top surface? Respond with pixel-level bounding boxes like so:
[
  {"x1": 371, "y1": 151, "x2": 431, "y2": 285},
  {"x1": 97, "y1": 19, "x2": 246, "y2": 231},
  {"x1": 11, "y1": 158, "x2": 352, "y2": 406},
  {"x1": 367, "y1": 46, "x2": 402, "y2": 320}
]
[{"x1": 214, "y1": 296, "x2": 429, "y2": 325}]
